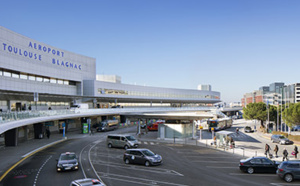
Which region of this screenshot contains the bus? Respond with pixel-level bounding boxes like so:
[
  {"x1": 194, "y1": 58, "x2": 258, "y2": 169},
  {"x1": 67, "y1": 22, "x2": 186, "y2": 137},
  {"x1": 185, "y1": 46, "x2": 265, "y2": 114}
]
[{"x1": 207, "y1": 118, "x2": 232, "y2": 132}]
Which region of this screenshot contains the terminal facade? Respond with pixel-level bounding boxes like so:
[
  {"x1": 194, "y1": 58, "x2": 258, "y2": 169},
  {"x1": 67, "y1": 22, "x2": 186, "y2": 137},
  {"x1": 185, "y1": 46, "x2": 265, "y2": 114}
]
[{"x1": 0, "y1": 26, "x2": 221, "y2": 112}]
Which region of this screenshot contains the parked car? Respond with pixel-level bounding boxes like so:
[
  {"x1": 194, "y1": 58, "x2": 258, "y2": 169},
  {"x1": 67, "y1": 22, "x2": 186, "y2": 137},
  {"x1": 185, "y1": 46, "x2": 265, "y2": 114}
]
[
  {"x1": 123, "y1": 148, "x2": 162, "y2": 166},
  {"x1": 107, "y1": 134, "x2": 139, "y2": 149},
  {"x1": 70, "y1": 178, "x2": 105, "y2": 186},
  {"x1": 244, "y1": 126, "x2": 254, "y2": 133},
  {"x1": 271, "y1": 135, "x2": 293, "y2": 145},
  {"x1": 277, "y1": 160, "x2": 300, "y2": 182},
  {"x1": 56, "y1": 152, "x2": 79, "y2": 172},
  {"x1": 239, "y1": 157, "x2": 280, "y2": 174},
  {"x1": 292, "y1": 125, "x2": 300, "y2": 131}
]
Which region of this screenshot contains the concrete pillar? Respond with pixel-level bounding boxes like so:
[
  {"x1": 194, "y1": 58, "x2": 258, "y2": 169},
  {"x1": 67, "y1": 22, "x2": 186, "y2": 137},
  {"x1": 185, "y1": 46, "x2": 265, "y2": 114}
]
[
  {"x1": 7, "y1": 100, "x2": 11, "y2": 111},
  {"x1": 5, "y1": 128, "x2": 18, "y2": 146}
]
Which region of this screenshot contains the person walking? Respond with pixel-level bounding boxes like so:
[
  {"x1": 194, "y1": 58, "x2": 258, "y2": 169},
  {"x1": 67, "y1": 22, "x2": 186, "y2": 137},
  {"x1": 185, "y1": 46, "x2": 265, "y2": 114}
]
[
  {"x1": 283, "y1": 148, "x2": 289, "y2": 161},
  {"x1": 265, "y1": 144, "x2": 270, "y2": 157},
  {"x1": 46, "y1": 128, "x2": 51, "y2": 139},
  {"x1": 294, "y1": 145, "x2": 299, "y2": 159},
  {"x1": 274, "y1": 145, "x2": 279, "y2": 158}
]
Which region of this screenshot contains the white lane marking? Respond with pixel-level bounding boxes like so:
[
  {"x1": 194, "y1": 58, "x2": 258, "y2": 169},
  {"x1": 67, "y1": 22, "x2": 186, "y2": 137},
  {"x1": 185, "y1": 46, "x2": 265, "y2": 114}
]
[
  {"x1": 144, "y1": 142, "x2": 148, "y2": 145},
  {"x1": 229, "y1": 173, "x2": 277, "y2": 177},
  {"x1": 150, "y1": 142, "x2": 154, "y2": 145},
  {"x1": 33, "y1": 156, "x2": 52, "y2": 186},
  {"x1": 93, "y1": 160, "x2": 183, "y2": 176},
  {"x1": 98, "y1": 171, "x2": 188, "y2": 186}
]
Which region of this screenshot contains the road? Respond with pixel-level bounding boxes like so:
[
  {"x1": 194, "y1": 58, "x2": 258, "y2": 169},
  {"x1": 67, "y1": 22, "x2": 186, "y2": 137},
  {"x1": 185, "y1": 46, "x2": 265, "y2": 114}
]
[{"x1": 2, "y1": 120, "x2": 300, "y2": 186}]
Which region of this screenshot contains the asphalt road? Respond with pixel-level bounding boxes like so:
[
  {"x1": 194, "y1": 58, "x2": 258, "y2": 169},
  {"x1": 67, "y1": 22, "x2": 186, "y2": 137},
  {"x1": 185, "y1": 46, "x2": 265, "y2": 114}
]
[{"x1": 2, "y1": 123, "x2": 300, "y2": 186}]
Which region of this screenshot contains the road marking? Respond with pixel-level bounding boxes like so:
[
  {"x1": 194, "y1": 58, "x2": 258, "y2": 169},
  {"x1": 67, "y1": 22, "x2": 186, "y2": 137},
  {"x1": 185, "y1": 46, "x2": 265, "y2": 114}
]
[
  {"x1": 0, "y1": 138, "x2": 67, "y2": 182},
  {"x1": 93, "y1": 160, "x2": 183, "y2": 176},
  {"x1": 33, "y1": 156, "x2": 52, "y2": 186},
  {"x1": 98, "y1": 171, "x2": 188, "y2": 186},
  {"x1": 270, "y1": 183, "x2": 300, "y2": 186}
]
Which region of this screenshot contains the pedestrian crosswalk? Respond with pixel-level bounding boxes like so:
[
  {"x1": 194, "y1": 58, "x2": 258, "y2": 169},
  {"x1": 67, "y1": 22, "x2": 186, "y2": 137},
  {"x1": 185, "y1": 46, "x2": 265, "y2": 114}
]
[{"x1": 138, "y1": 141, "x2": 160, "y2": 145}]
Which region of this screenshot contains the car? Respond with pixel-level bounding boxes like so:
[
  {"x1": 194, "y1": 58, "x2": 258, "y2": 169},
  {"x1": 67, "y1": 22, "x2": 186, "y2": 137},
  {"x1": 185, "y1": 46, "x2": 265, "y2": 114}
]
[
  {"x1": 292, "y1": 125, "x2": 300, "y2": 131},
  {"x1": 56, "y1": 152, "x2": 79, "y2": 172},
  {"x1": 271, "y1": 135, "x2": 293, "y2": 145},
  {"x1": 277, "y1": 160, "x2": 300, "y2": 182},
  {"x1": 107, "y1": 134, "x2": 139, "y2": 149},
  {"x1": 239, "y1": 156, "x2": 280, "y2": 174},
  {"x1": 123, "y1": 148, "x2": 162, "y2": 166},
  {"x1": 244, "y1": 126, "x2": 254, "y2": 133},
  {"x1": 70, "y1": 178, "x2": 105, "y2": 186}
]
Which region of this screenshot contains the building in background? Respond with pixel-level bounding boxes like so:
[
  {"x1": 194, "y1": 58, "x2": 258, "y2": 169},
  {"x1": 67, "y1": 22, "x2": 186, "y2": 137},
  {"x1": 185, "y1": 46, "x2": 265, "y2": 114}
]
[
  {"x1": 197, "y1": 84, "x2": 211, "y2": 91},
  {"x1": 242, "y1": 82, "x2": 300, "y2": 107}
]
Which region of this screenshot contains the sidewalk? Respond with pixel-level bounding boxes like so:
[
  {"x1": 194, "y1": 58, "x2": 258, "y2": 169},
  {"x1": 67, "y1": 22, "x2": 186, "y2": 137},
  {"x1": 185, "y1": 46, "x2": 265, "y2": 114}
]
[{"x1": 0, "y1": 129, "x2": 84, "y2": 181}]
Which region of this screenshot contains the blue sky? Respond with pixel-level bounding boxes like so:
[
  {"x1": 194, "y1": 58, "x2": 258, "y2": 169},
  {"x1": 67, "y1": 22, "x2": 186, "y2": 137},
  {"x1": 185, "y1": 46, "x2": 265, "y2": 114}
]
[{"x1": 1, "y1": 0, "x2": 300, "y2": 103}]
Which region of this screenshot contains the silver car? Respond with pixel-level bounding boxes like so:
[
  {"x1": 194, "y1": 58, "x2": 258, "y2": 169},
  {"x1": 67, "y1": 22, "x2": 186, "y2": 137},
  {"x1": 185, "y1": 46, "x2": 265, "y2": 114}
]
[
  {"x1": 271, "y1": 135, "x2": 293, "y2": 145},
  {"x1": 107, "y1": 134, "x2": 139, "y2": 149}
]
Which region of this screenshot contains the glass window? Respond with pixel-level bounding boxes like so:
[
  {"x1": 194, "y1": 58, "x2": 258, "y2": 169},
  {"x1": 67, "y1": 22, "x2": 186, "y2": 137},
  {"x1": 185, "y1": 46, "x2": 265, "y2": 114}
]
[
  {"x1": 63, "y1": 80, "x2": 69, "y2": 85},
  {"x1": 36, "y1": 77, "x2": 43, "y2": 82},
  {"x1": 44, "y1": 78, "x2": 50, "y2": 83},
  {"x1": 28, "y1": 75, "x2": 35, "y2": 81},
  {"x1": 3, "y1": 71, "x2": 11, "y2": 77},
  {"x1": 20, "y1": 74, "x2": 28, "y2": 80},
  {"x1": 50, "y1": 79, "x2": 56, "y2": 84},
  {"x1": 12, "y1": 73, "x2": 19, "y2": 78},
  {"x1": 57, "y1": 80, "x2": 63, "y2": 84},
  {"x1": 0, "y1": 70, "x2": 2, "y2": 76}
]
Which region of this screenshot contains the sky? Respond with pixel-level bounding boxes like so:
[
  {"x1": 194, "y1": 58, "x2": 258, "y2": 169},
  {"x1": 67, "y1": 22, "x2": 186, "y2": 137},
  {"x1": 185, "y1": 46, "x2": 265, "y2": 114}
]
[{"x1": 1, "y1": 0, "x2": 300, "y2": 103}]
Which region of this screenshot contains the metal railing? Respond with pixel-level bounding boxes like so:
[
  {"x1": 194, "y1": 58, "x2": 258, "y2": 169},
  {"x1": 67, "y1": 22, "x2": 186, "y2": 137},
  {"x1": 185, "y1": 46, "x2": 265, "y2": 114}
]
[{"x1": 0, "y1": 106, "x2": 217, "y2": 124}]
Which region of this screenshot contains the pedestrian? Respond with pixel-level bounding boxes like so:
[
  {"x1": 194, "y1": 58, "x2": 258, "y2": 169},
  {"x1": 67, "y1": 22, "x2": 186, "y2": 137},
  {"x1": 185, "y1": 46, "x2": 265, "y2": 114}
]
[
  {"x1": 294, "y1": 145, "x2": 299, "y2": 158},
  {"x1": 283, "y1": 148, "x2": 289, "y2": 161},
  {"x1": 265, "y1": 144, "x2": 270, "y2": 157},
  {"x1": 274, "y1": 145, "x2": 279, "y2": 158},
  {"x1": 46, "y1": 128, "x2": 51, "y2": 139}
]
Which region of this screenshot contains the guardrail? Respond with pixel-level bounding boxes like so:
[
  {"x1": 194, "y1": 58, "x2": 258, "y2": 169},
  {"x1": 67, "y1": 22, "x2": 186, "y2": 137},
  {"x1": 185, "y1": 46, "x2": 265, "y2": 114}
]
[{"x1": 0, "y1": 107, "x2": 216, "y2": 124}]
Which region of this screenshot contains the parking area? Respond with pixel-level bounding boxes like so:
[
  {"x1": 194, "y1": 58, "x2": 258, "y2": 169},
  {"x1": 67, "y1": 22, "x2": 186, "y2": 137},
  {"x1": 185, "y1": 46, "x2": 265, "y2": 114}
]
[{"x1": 89, "y1": 134, "x2": 297, "y2": 186}]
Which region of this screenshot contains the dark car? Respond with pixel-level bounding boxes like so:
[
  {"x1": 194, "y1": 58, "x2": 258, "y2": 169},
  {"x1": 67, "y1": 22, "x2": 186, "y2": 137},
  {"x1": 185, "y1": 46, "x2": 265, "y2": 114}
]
[
  {"x1": 292, "y1": 125, "x2": 300, "y2": 131},
  {"x1": 123, "y1": 148, "x2": 162, "y2": 166},
  {"x1": 271, "y1": 135, "x2": 293, "y2": 145},
  {"x1": 70, "y1": 178, "x2": 105, "y2": 186},
  {"x1": 244, "y1": 126, "x2": 254, "y2": 133},
  {"x1": 239, "y1": 157, "x2": 280, "y2": 174},
  {"x1": 277, "y1": 160, "x2": 300, "y2": 182},
  {"x1": 56, "y1": 152, "x2": 79, "y2": 172}
]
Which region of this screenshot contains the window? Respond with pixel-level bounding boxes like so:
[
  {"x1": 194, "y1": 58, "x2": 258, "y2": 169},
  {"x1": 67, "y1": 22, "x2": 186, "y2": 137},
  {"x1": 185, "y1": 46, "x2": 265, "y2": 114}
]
[
  {"x1": 28, "y1": 75, "x2": 35, "y2": 81},
  {"x1": 12, "y1": 73, "x2": 19, "y2": 78},
  {"x1": 44, "y1": 78, "x2": 50, "y2": 83},
  {"x1": 50, "y1": 79, "x2": 56, "y2": 84},
  {"x1": 57, "y1": 80, "x2": 63, "y2": 84},
  {"x1": 3, "y1": 71, "x2": 11, "y2": 77},
  {"x1": 63, "y1": 80, "x2": 69, "y2": 85},
  {"x1": 36, "y1": 77, "x2": 43, "y2": 82},
  {"x1": 20, "y1": 74, "x2": 28, "y2": 80}
]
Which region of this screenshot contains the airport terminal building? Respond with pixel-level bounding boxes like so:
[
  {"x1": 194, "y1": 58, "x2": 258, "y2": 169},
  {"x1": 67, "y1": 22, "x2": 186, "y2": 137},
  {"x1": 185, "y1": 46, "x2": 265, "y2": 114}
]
[{"x1": 0, "y1": 26, "x2": 221, "y2": 112}]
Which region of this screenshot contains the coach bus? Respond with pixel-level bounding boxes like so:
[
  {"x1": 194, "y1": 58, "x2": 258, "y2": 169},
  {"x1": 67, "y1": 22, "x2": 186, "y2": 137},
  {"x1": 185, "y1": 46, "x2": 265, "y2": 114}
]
[{"x1": 207, "y1": 118, "x2": 232, "y2": 132}]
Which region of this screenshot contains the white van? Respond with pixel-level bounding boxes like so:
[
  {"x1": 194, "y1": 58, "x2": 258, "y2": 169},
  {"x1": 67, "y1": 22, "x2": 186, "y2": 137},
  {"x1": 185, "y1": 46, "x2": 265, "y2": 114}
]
[{"x1": 106, "y1": 134, "x2": 139, "y2": 149}]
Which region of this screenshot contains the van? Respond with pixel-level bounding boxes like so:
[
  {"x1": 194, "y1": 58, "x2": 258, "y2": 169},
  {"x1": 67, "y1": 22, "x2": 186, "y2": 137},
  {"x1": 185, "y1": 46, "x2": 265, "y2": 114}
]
[{"x1": 106, "y1": 134, "x2": 139, "y2": 149}]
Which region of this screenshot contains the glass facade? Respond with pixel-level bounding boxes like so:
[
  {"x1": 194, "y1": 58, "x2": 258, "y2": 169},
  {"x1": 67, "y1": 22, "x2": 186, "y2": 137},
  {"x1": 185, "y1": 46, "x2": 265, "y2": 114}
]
[{"x1": 97, "y1": 88, "x2": 218, "y2": 99}]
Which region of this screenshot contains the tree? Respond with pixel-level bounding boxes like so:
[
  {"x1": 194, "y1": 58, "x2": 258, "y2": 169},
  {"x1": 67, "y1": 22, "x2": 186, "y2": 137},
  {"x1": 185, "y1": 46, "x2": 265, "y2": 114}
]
[
  {"x1": 282, "y1": 103, "x2": 300, "y2": 127},
  {"x1": 243, "y1": 102, "x2": 267, "y2": 128}
]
